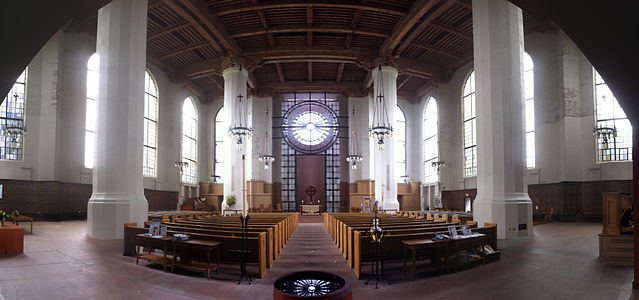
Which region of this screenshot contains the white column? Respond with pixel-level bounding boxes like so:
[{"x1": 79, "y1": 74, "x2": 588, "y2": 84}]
[
  {"x1": 372, "y1": 66, "x2": 399, "y2": 210},
  {"x1": 472, "y1": 0, "x2": 533, "y2": 239},
  {"x1": 87, "y1": 0, "x2": 148, "y2": 239},
  {"x1": 222, "y1": 67, "x2": 249, "y2": 213}
]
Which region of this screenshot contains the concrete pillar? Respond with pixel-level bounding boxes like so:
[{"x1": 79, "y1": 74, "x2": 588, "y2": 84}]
[
  {"x1": 87, "y1": 0, "x2": 149, "y2": 239},
  {"x1": 372, "y1": 66, "x2": 399, "y2": 210},
  {"x1": 222, "y1": 67, "x2": 249, "y2": 213},
  {"x1": 471, "y1": 0, "x2": 533, "y2": 239}
]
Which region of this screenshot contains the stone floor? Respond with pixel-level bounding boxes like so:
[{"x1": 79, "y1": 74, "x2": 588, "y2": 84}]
[{"x1": 0, "y1": 220, "x2": 635, "y2": 300}]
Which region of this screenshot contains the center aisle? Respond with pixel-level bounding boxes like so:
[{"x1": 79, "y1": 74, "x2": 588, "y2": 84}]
[{"x1": 263, "y1": 221, "x2": 359, "y2": 288}]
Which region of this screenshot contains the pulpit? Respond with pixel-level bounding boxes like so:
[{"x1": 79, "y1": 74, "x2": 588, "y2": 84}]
[{"x1": 0, "y1": 223, "x2": 24, "y2": 254}]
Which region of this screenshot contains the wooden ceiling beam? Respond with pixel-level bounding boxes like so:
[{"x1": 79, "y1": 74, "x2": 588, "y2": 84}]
[
  {"x1": 207, "y1": 75, "x2": 224, "y2": 92},
  {"x1": 252, "y1": 0, "x2": 276, "y2": 48},
  {"x1": 259, "y1": 81, "x2": 365, "y2": 96},
  {"x1": 163, "y1": 0, "x2": 224, "y2": 54},
  {"x1": 336, "y1": 63, "x2": 345, "y2": 83},
  {"x1": 242, "y1": 47, "x2": 377, "y2": 58},
  {"x1": 409, "y1": 41, "x2": 461, "y2": 59},
  {"x1": 263, "y1": 57, "x2": 356, "y2": 64},
  {"x1": 231, "y1": 25, "x2": 390, "y2": 39},
  {"x1": 345, "y1": 9, "x2": 363, "y2": 49},
  {"x1": 248, "y1": 73, "x2": 258, "y2": 89},
  {"x1": 414, "y1": 80, "x2": 437, "y2": 100},
  {"x1": 396, "y1": 57, "x2": 444, "y2": 81},
  {"x1": 396, "y1": 0, "x2": 457, "y2": 54},
  {"x1": 177, "y1": 0, "x2": 241, "y2": 57},
  {"x1": 275, "y1": 63, "x2": 285, "y2": 83},
  {"x1": 381, "y1": 0, "x2": 439, "y2": 55},
  {"x1": 217, "y1": 2, "x2": 407, "y2": 17},
  {"x1": 175, "y1": 58, "x2": 225, "y2": 79},
  {"x1": 397, "y1": 75, "x2": 412, "y2": 91},
  {"x1": 159, "y1": 41, "x2": 208, "y2": 59},
  {"x1": 148, "y1": 0, "x2": 166, "y2": 10},
  {"x1": 308, "y1": 62, "x2": 313, "y2": 83},
  {"x1": 430, "y1": 22, "x2": 472, "y2": 41},
  {"x1": 147, "y1": 21, "x2": 189, "y2": 41}
]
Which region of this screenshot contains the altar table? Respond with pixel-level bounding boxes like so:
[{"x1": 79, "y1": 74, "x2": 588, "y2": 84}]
[{"x1": 300, "y1": 205, "x2": 321, "y2": 215}]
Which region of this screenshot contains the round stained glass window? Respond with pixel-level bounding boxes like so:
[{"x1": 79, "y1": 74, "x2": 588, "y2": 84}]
[{"x1": 282, "y1": 101, "x2": 339, "y2": 154}]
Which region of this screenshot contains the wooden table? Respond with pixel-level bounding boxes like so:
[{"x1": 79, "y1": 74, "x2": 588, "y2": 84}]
[
  {"x1": 402, "y1": 238, "x2": 449, "y2": 280},
  {"x1": 171, "y1": 239, "x2": 221, "y2": 280},
  {"x1": 0, "y1": 223, "x2": 24, "y2": 254},
  {"x1": 300, "y1": 205, "x2": 321, "y2": 215},
  {"x1": 10, "y1": 215, "x2": 33, "y2": 233},
  {"x1": 136, "y1": 234, "x2": 173, "y2": 272}
]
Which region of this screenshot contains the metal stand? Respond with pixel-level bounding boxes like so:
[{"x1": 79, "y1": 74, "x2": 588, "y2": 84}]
[
  {"x1": 364, "y1": 240, "x2": 391, "y2": 288},
  {"x1": 237, "y1": 214, "x2": 252, "y2": 285}
]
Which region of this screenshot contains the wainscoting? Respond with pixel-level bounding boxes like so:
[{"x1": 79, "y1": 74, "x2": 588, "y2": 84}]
[
  {"x1": 441, "y1": 180, "x2": 632, "y2": 221},
  {"x1": 0, "y1": 180, "x2": 178, "y2": 220}
]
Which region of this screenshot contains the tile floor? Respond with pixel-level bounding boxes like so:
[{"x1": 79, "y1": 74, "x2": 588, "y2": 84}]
[{"x1": 0, "y1": 220, "x2": 634, "y2": 300}]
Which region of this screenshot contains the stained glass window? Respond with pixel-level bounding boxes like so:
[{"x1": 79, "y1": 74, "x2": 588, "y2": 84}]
[
  {"x1": 0, "y1": 69, "x2": 27, "y2": 161},
  {"x1": 423, "y1": 97, "x2": 438, "y2": 183},
  {"x1": 594, "y1": 68, "x2": 632, "y2": 162},
  {"x1": 462, "y1": 70, "x2": 477, "y2": 177},
  {"x1": 143, "y1": 71, "x2": 159, "y2": 177},
  {"x1": 181, "y1": 97, "x2": 198, "y2": 183}
]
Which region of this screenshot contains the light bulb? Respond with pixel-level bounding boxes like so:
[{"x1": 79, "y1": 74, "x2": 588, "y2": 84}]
[{"x1": 351, "y1": 162, "x2": 357, "y2": 170}]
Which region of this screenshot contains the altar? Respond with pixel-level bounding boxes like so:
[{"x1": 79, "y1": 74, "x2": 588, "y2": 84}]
[{"x1": 300, "y1": 205, "x2": 321, "y2": 216}]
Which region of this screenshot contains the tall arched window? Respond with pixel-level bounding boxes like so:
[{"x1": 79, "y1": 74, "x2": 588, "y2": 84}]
[
  {"x1": 594, "y1": 68, "x2": 632, "y2": 162},
  {"x1": 462, "y1": 70, "x2": 477, "y2": 177},
  {"x1": 214, "y1": 106, "x2": 228, "y2": 182},
  {"x1": 1, "y1": 69, "x2": 27, "y2": 161},
  {"x1": 423, "y1": 97, "x2": 438, "y2": 183},
  {"x1": 85, "y1": 53, "x2": 98, "y2": 169},
  {"x1": 143, "y1": 71, "x2": 159, "y2": 177},
  {"x1": 395, "y1": 105, "x2": 407, "y2": 182},
  {"x1": 524, "y1": 52, "x2": 535, "y2": 169},
  {"x1": 181, "y1": 97, "x2": 198, "y2": 183}
]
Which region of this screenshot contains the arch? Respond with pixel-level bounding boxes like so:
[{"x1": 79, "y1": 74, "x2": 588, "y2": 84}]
[
  {"x1": 143, "y1": 70, "x2": 159, "y2": 177},
  {"x1": 0, "y1": 68, "x2": 27, "y2": 160},
  {"x1": 395, "y1": 105, "x2": 407, "y2": 182},
  {"x1": 181, "y1": 97, "x2": 198, "y2": 183},
  {"x1": 423, "y1": 97, "x2": 438, "y2": 183},
  {"x1": 214, "y1": 105, "x2": 227, "y2": 182},
  {"x1": 593, "y1": 68, "x2": 632, "y2": 162},
  {"x1": 523, "y1": 52, "x2": 535, "y2": 169},
  {"x1": 84, "y1": 53, "x2": 98, "y2": 168},
  {"x1": 462, "y1": 70, "x2": 477, "y2": 177}
]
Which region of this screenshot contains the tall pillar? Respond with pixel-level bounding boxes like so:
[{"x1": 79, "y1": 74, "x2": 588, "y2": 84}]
[
  {"x1": 222, "y1": 66, "x2": 249, "y2": 213},
  {"x1": 372, "y1": 66, "x2": 399, "y2": 210},
  {"x1": 87, "y1": 0, "x2": 148, "y2": 239},
  {"x1": 472, "y1": 0, "x2": 533, "y2": 239}
]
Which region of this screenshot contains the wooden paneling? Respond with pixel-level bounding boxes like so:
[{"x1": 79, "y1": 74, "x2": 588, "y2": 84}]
[
  {"x1": 0, "y1": 179, "x2": 177, "y2": 220},
  {"x1": 441, "y1": 188, "x2": 477, "y2": 211},
  {"x1": 397, "y1": 181, "x2": 421, "y2": 211}
]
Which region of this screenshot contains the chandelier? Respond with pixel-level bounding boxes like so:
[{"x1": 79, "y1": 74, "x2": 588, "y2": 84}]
[
  {"x1": 369, "y1": 63, "x2": 392, "y2": 150},
  {"x1": 229, "y1": 92, "x2": 251, "y2": 150},
  {"x1": 1, "y1": 93, "x2": 26, "y2": 148},
  {"x1": 174, "y1": 161, "x2": 188, "y2": 174},
  {"x1": 431, "y1": 160, "x2": 446, "y2": 172},
  {"x1": 258, "y1": 108, "x2": 275, "y2": 170},
  {"x1": 346, "y1": 108, "x2": 363, "y2": 170},
  {"x1": 593, "y1": 124, "x2": 617, "y2": 150}
]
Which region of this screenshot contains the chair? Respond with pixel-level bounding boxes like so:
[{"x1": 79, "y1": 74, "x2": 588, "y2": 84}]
[
  {"x1": 426, "y1": 212, "x2": 433, "y2": 221},
  {"x1": 440, "y1": 213, "x2": 448, "y2": 222},
  {"x1": 545, "y1": 208, "x2": 554, "y2": 223},
  {"x1": 275, "y1": 203, "x2": 283, "y2": 213},
  {"x1": 124, "y1": 222, "x2": 137, "y2": 227},
  {"x1": 416, "y1": 212, "x2": 424, "y2": 219},
  {"x1": 452, "y1": 214, "x2": 460, "y2": 223},
  {"x1": 484, "y1": 222, "x2": 497, "y2": 228},
  {"x1": 466, "y1": 220, "x2": 478, "y2": 226}
]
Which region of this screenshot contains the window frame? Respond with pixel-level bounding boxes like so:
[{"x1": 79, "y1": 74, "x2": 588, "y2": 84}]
[
  {"x1": 423, "y1": 97, "x2": 439, "y2": 184},
  {"x1": 593, "y1": 68, "x2": 632, "y2": 163},
  {"x1": 0, "y1": 68, "x2": 27, "y2": 161},
  {"x1": 461, "y1": 70, "x2": 477, "y2": 177},
  {"x1": 395, "y1": 105, "x2": 407, "y2": 182},
  {"x1": 181, "y1": 97, "x2": 199, "y2": 184},
  {"x1": 143, "y1": 70, "x2": 159, "y2": 178}
]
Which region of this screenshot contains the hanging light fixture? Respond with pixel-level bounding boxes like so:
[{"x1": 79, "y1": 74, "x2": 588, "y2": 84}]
[
  {"x1": 593, "y1": 124, "x2": 617, "y2": 150},
  {"x1": 346, "y1": 108, "x2": 363, "y2": 170},
  {"x1": 174, "y1": 161, "x2": 188, "y2": 174},
  {"x1": 431, "y1": 160, "x2": 446, "y2": 172},
  {"x1": 369, "y1": 63, "x2": 393, "y2": 150},
  {"x1": 1, "y1": 93, "x2": 27, "y2": 148},
  {"x1": 258, "y1": 108, "x2": 275, "y2": 170},
  {"x1": 228, "y1": 65, "x2": 252, "y2": 150}
]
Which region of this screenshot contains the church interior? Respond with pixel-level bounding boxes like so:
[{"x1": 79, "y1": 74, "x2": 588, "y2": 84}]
[{"x1": 0, "y1": 0, "x2": 638, "y2": 299}]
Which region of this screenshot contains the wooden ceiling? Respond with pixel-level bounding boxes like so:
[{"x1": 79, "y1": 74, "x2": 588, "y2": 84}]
[{"x1": 142, "y1": 0, "x2": 541, "y2": 103}]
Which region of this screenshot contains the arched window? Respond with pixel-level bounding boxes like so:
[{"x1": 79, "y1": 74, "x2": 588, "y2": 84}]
[
  {"x1": 0, "y1": 69, "x2": 27, "y2": 161},
  {"x1": 85, "y1": 53, "x2": 98, "y2": 169},
  {"x1": 524, "y1": 52, "x2": 535, "y2": 169},
  {"x1": 423, "y1": 97, "x2": 438, "y2": 183},
  {"x1": 395, "y1": 105, "x2": 407, "y2": 182},
  {"x1": 143, "y1": 70, "x2": 159, "y2": 177},
  {"x1": 462, "y1": 70, "x2": 477, "y2": 177},
  {"x1": 181, "y1": 97, "x2": 198, "y2": 183},
  {"x1": 594, "y1": 68, "x2": 632, "y2": 162},
  {"x1": 214, "y1": 106, "x2": 228, "y2": 182}
]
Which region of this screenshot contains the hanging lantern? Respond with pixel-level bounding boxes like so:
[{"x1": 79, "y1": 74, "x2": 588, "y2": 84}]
[
  {"x1": 229, "y1": 90, "x2": 252, "y2": 150},
  {"x1": 593, "y1": 123, "x2": 617, "y2": 150},
  {"x1": 258, "y1": 108, "x2": 275, "y2": 170},
  {"x1": 1, "y1": 93, "x2": 27, "y2": 148},
  {"x1": 346, "y1": 108, "x2": 363, "y2": 170},
  {"x1": 368, "y1": 209, "x2": 385, "y2": 243},
  {"x1": 369, "y1": 63, "x2": 393, "y2": 150}
]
